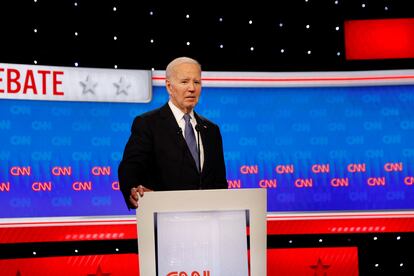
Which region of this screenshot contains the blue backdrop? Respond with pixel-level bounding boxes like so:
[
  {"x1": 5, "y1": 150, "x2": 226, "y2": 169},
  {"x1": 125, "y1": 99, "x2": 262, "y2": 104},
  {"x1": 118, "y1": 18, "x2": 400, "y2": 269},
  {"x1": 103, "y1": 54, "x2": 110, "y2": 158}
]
[{"x1": 1, "y1": 84, "x2": 414, "y2": 218}]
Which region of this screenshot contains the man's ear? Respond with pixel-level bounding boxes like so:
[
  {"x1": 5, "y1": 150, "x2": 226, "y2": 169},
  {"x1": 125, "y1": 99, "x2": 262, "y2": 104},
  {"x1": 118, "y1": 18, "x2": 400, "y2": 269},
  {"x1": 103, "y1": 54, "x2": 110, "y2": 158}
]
[{"x1": 165, "y1": 80, "x2": 173, "y2": 95}]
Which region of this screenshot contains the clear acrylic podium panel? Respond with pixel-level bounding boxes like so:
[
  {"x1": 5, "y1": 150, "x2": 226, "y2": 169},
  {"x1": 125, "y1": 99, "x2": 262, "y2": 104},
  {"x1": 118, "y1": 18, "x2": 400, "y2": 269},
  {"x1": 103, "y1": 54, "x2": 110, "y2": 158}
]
[{"x1": 156, "y1": 210, "x2": 249, "y2": 275}]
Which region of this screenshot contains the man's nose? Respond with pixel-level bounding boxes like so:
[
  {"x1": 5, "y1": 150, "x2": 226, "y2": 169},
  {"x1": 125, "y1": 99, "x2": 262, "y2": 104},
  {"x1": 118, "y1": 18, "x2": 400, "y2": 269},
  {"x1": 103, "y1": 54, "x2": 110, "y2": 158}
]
[{"x1": 188, "y1": 82, "x2": 196, "y2": 91}]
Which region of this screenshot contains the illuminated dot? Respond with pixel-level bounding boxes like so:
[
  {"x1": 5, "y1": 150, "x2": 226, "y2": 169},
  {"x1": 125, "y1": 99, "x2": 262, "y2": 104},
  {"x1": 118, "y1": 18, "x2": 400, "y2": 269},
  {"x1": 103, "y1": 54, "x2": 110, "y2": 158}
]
[
  {"x1": 375, "y1": 264, "x2": 379, "y2": 268},
  {"x1": 186, "y1": 41, "x2": 190, "y2": 46},
  {"x1": 362, "y1": 3, "x2": 366, "y2": 8},
  {"x1": 74, "y1": 249, "x2": 78, "y2": 253},
  {"x1": 34, "y1": 0, "x2": 37, "y2": 2},
  {"x1": 33, "y1": 251, "x2": 37, "y2": 255},
  {"x1": 74, "y1": 62, "x2": 79, "y2": 67},
  {"x1": 250, "y1": 46, "x2": 254, "y2": 51},
  {"x1": 186, "y1": 14, "x2": 190, "y2": 19},
  {"x1": 373, "y1": 236, "x2": 378, "y2": 240},
  {"x1": 288, "y1": 240, "x2": 293, "y2": 244},
  {"x1": 337, "y1": 51, "x2": 341, "y2": 56},
  {"x1": 384, "y1": 6, "x2": 388, "y2": 11},
  {"x1": 113, "y1": 36, "x2": 117, "y2": 40},
  {"x1": 74, "y1": 32, "x2": 78, "y2": 36},
  {"x1": 319, "y1": 238, "x2": 323, "y2": 243},
  {"x1": 114, "y1": 65, "x2": 118, "y2": 69},
  {"x1": 151, "y1": 68, "x2": 155, "y2": 71},
  {"x1": 307, "y1": 50, "x2": 312, "y2": 55},
  {"x1": 219, "y1": 44, "x2": 224, "y2": 49},
  {"x1": 249, "y1": 20, "x2": 253, "y2": 25},
  {"x1": 33, "y1": 28, "x2": 38, "y2": 33},
  {"x1": 113, "y1": 7, "x2": 117, "y2": 11},
  {"x1": 149, "y1": 11, "x2": 154, "y2": 16},
  {"x1": 279, "y1": 22, "x2": 284, "y2": 27},
  {"x1": 400, "y1": 263, "x2": 404, "y2": 267},
  {"x1": 34, "y1": 60, "x2": 38, "y2": 64},
  {"x1": 305, "y1": 0, "x2": 309, "y2": 2},
  {"x1": 396, "y1": 236, "x2": 401, "y2": 240},
  {"x1": 306, "y1": 24, "x2": 310, "y2": 29},
  {"x1": 334, "y1": 0, "x2": 338, "y2": 4},
  {"x1": 150, "y1": 39, "x2": 154, "y2": 43},
  {"x1": 74, "y1": 2, "x2": 78, "y2": 7},
  {"x1": 335, "y1": 26, "x2": 340, "y2": 31},
  {"x1": 115, "y1": 248, "x2": 119, "y2": 252},
  {"x1": 219, "y1": 17, "x2": 223, "y2": 22},
  {"x1": 280, "y1": 49, "x2": 285, "y2": 53}
]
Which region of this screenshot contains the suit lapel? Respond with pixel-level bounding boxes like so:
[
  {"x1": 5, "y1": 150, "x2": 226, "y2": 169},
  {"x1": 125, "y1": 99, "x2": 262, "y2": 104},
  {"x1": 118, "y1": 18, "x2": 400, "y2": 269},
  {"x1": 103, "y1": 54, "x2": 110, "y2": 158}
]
[
  {"x1": 159, "y1": 103, "x2": 185, "y2": 148},
  {"x1": 160, "y1": 103, "x2": 200, "y2": 171},
  {"x1": 194, "y1": 112, "x2": 210, "y2": 174}
]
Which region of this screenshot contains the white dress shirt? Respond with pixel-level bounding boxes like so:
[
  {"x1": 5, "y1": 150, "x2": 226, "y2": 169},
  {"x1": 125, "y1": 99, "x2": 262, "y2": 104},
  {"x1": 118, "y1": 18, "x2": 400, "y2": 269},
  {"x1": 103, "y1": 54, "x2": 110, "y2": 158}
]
[{"x1": 168, "y1": 101, "x2": 204, "y2": 170}]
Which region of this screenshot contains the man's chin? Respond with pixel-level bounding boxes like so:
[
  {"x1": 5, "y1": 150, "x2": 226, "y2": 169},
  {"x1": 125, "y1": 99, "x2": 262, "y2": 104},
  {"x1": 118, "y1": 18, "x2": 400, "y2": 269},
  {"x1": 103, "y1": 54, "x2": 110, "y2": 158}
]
[{"x1": 185, "y1": 101, "x2": 197, "y2": 107}]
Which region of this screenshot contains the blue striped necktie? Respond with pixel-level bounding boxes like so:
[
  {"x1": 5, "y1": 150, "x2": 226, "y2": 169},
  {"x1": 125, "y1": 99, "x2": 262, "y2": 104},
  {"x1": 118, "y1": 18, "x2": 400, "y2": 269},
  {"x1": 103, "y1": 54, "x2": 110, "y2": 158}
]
[{"x1": 183, "y1": 114, "x2": 200, "y2": 170}]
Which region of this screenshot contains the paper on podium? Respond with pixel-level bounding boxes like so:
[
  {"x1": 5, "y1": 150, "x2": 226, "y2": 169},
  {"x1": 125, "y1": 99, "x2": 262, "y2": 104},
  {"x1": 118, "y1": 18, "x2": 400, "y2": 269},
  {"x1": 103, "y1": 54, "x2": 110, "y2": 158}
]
[{"x1": 136, "y1": 188, "x2": 266, "y2": 276}]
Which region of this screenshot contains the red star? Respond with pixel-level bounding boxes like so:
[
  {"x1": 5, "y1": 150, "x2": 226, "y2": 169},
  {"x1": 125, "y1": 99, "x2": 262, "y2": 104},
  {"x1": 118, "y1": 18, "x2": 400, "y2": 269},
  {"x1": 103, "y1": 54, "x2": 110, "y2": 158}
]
[
  {"x1": 310, "y1": 258, "x2": 331, "y2": 276},
  {"x1": 87, "y1": 265, "x2": 111, "y2": 276}
]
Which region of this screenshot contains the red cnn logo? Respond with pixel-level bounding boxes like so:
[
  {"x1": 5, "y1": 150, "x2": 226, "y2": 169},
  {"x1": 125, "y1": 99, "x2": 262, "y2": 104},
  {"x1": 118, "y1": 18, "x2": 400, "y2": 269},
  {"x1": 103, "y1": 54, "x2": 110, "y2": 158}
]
[{"x1": 167, "y1": 271, "x2": 210, "y2": 276}]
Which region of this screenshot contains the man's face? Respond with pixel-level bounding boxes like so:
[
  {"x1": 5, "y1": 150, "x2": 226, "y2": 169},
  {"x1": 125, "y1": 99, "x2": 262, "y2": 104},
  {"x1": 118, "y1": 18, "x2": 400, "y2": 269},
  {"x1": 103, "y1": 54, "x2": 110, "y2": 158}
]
[{"x1": 166, "y1": 62, "x2": 201, "y2": 114}]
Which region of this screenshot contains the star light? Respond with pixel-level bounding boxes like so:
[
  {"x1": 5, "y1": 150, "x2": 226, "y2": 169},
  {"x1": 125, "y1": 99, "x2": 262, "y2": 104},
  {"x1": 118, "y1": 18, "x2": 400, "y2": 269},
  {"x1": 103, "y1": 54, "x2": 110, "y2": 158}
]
[
  {"x1": 113, "y1": 77, "x2": 131, "y2": 95},
  {"x1": 87, "y1": 265, "x2": 111, "y2": 276},
  {"x1": 80, "y1": 76, "x2": 98, "y2": 94},
  {"x1": 310, "y1": 258, "x2": 330, "y2": 274}
]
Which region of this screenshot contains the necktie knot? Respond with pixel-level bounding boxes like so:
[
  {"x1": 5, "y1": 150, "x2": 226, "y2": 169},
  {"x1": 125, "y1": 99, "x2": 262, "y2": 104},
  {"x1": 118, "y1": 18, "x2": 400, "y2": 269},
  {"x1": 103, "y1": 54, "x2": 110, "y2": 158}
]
[{"x1": 183, "y1": 113, "x2": 191, "y2": 123}]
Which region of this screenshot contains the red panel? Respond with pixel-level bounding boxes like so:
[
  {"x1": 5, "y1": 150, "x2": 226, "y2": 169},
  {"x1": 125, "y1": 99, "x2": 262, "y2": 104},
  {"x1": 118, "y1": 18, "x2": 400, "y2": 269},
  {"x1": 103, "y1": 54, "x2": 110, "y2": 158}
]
[
  {"x1": 0, "y1": 249, "x2": 359, "y2": 276},
  {"x1": 267, "y1": 247, "x2": 359, "y2": 276},
  {"x1": 0, "y1": 254, "x2": 139, "y2": 276},
  {"x1": 344, "y1": 18, "x2": 414, "y2": 60},
  {"x1": 2, "y1": 215, "x2": 414, "y2": 243},
  {"x1": 0, "y1": 224, "x2": 137, "y2": 244},
  {"x1": 267, "y1": 217, "x2": 414, "y2": 235}
]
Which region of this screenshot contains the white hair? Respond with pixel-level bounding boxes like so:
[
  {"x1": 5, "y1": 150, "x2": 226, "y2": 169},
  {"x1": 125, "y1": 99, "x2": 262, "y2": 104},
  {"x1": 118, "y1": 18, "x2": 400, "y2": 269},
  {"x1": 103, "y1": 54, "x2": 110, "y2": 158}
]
[{"x1": 165, "y1": 57, "x2": 201, "y2": 79}]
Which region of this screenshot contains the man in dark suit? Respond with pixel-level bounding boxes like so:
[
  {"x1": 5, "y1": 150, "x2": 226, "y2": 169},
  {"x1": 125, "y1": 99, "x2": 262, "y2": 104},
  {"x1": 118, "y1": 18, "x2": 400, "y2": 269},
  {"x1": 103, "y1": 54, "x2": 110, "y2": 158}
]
[{"x1": 118, "y1": 57, "x2": 228, "y2": 209}]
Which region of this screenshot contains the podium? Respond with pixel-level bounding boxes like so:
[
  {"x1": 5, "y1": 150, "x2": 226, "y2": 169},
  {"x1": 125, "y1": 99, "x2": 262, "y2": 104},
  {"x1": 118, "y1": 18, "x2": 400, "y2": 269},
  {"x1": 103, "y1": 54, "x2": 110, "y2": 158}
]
[{"x1": 136, "y1": 188, "x2": 267, "y2": 276}]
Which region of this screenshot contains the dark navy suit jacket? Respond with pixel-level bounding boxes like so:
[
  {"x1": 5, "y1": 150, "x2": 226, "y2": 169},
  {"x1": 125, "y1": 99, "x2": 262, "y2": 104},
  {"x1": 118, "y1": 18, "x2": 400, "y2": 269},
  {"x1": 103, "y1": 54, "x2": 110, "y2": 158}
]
[{"x1": 118, "y1": 103, "x2": 227, "y2": 208}]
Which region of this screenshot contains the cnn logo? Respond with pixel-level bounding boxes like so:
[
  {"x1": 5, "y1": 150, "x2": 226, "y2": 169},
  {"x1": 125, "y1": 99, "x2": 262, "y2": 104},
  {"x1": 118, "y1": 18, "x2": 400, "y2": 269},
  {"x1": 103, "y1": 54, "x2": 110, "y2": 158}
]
[{"x1": 167, "y1": 271, "x2": 210, "y2": 276}]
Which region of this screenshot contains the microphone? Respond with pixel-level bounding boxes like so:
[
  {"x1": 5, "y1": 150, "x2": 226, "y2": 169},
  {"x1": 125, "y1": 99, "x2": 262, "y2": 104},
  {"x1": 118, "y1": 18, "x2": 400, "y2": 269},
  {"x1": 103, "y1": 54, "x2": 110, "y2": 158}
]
[{"x1": 195, "y1": 124, "x2": 202, "y2": 189}]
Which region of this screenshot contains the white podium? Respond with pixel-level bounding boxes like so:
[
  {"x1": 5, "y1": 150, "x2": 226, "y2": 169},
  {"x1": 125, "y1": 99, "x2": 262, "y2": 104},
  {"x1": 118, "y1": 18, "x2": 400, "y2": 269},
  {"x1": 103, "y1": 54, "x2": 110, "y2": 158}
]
[{"x1": 136, "y1": 188, "x2": 267, "y2": 276}]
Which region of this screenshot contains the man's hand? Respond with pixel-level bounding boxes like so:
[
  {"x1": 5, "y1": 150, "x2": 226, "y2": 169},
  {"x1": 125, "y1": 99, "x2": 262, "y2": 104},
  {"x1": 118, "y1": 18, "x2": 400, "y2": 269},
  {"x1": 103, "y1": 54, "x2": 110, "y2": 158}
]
[{"x1": 129, "y1": 185, "x2": 153, "y2": 209}]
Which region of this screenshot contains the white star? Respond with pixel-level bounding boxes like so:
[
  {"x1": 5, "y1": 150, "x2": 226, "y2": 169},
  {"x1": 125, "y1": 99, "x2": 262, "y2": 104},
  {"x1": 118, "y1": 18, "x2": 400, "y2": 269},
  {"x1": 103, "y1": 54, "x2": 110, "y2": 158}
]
[
  {"x1": 80, "y1": 76, "x2": 98, "y2": 95},
  {"x1": 113, "y1": 77, "x2": 131, "y2": 95}
]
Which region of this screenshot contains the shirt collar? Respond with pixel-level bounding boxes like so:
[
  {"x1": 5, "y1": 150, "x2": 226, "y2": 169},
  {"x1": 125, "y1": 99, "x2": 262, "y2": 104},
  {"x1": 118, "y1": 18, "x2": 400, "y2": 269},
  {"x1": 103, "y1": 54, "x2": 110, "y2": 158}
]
[{"x1": 168, "y1": 100, "x2": 195, "y2": 123}]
